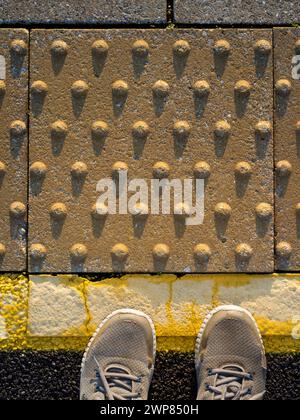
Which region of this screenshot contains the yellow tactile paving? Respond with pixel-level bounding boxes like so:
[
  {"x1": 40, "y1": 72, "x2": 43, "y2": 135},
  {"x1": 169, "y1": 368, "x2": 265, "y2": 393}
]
[
  {"x1": 0, "y1": 29, "x2": 29, "y2": 271},
  {"x1": 29, "y1": 29, "x2": 274, "y2": 273},
  {"x1": 274, "y1": 28, "x2": 300, "y2": 270}
]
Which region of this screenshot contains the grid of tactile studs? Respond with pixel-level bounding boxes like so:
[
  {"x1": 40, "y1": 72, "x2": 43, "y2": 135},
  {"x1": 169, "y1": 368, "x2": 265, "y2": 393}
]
[
  {"x1": 29, "y1": 29, "x2": 274, "y2": 273},
  {"x1": 274, "y1": 28, "x2": 300, "y2": 271},
  {"x1": 0, "y1": 29, "x2": 28, "y2": 271}
]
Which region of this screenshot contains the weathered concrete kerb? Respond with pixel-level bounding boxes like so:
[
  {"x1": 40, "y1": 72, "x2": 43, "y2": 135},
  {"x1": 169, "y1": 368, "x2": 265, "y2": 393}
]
[{"x1": 1, "y1": 273, "x2": 299, "y2": 353}]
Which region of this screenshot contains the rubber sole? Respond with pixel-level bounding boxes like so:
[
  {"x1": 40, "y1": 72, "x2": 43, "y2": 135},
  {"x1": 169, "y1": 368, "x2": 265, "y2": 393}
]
[
  {"x1": 80, "y1": 308, "x2": 157, "y2": 398},
  {"x1": 195, "y1": 305, "x2": 266, "y2": 369}
]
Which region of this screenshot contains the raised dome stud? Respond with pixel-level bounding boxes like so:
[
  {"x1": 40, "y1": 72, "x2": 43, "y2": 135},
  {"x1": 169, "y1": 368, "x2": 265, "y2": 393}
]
[
  {"x1": 214, "y1": 120, "x2": 231, "y2": 138},
  {"x1": 275, "y1": 160, "x2": 292, "y2": 177},
  {"x1": 31, "y1": 80, "x2": 48, "y2": 95},
  {"x1": 153, "y1": 243, "x2": 170, "y2": 260},
  {"x1": 0, "y1": 80, "x2": 6, "y2": 96},
  {"x1": 70, "y1": 243, "x2": 88, "y2": 261},
  {"x1": 51, "y1": 120, "x2": 68, "y2": 138},
  {"x1": 193, "y1": 80, "x2": 210, "y2": 97},
  {"x1": 112, "y1": 161, "x2": 128, "y2": 176},
  {"x1": 255, "y1": 121, "x2": 272, "y2": 139},
  {"x1": 275, "y1": 79, "x2": 292, "y2": 96},
  {"x1": 0, "y1": 161, "x2": 6, "y2": 176},
  {"x1": 30, "y1": 161, "x2": 47, "y2": 178},
  {"x1": 71, "y1": 162, "x2": 88, "y2": 178},
  {"x1": 295, "y1": 203, "x2": 300, "y2": 215},
  {"x1": 194, "y1": 161, "x2": 211, "y2": 179},
  {"x1": 10, "y1": 39, "x2": 27, "y2": 56},
  {"x1": 234, "y1": 80, "x2": 251, "y2": 96},
  {"x1": 132, "y1": 40, "x2": 149, "y2": 57},
  {"x1": 91, "y1": 39, "x2": 109, "y2": 56},
  {"x1": 111, "y1": 243, "x2": 129, "y2": 261},
  {"x1": 173, "y1": 40, "x2": 191, "y2": 56},
  {"x1": 213, "y1": 40, "x2": 231, "y2": 55},
  {"x1": 254, "y1": 39, "x2": 272, "y2": 55},
  {"x1": 91, "y1": 202, "x2": 109, "y2": 218},
  {"x1": 235, "y1": 161, "x2": 252, "y2": 177},
  {"x1": 276, "y1": 241, "x2": 292, "y2": 259},
  {"x1": 91, "y1": 120, "x2": 109, "y2": 139},
  {"x1": 71, "y1": 80, "x2": 89, "y2": 97},
  {"x1": 153, "y1": 162, "x2": 170, "y2": 179},
  {"x1": 131, "y1": 202, "x2": 148, "y2": 217},
  {"x1": 194, "y1": 244, "x2": 212, "y2": 263},
  {"x1": 10, "y1": 120, "x2": 26, "y2": 137},
  {"x1": 214, "y1": 202, "x2": 232, "y2": 219},
  {"x1": 51, "y1": 40, "x2": 69, "y2": 56},
  {"x1": 152, "y1": 80, "x2": 170, "y2": 98},
  {"x1": 255, "y1": 203, "x2": 272, "y2": 220},
  {"x1": 132, "y1": 121, "x2": 150, "y2": 139},
  {"x1": 295, "y1": 39, "x2": 300, "y2": 53},
  {"x1": 235, "y1": 243, "x2": 253, "y2": 261},
  {"x1": 174, "y1": 202, "x2": 191, "y2": 218},
  {"x1": 112, "y1": 80, "x2": 129, "y2": 98},
  {"x1": 9, "y1": 201, "x2": 26, "y2": 218},
  {"x1": 30, "y1": 243, "x2": 47, "y2": 260},
  {"x1": 173, "y1": 120, "x2": 191, "y2": 141},
  {"x1": 0, "y1": 243, "x2": 6, "y2": 257},
  {"x1": 50, "y1": 203, "x2": 68, "y2": 220}
]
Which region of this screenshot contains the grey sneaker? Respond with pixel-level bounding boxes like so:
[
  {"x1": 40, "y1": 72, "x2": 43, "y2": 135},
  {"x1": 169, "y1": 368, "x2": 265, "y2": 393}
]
[
  {"x1": 80, "y1": 309, "x2": 156, "y2": 400},
  {"x1": 195, "y1": 305, "x2": 267, "y2": 400}
]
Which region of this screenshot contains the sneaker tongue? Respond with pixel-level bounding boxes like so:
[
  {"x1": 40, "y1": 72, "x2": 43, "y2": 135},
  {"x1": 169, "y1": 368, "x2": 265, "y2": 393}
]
[
  {"x1": 221, "y1": 364, "x2": 244, "y2": 373},
  {"x1": 107, "y1": 365, "x2": 130, "y2": 375}
]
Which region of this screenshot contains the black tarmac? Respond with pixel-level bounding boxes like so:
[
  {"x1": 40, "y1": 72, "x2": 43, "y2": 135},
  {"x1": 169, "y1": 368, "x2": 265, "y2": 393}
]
[{"x1": 0, "y1": 351, "x2": 298, "y2": 400}]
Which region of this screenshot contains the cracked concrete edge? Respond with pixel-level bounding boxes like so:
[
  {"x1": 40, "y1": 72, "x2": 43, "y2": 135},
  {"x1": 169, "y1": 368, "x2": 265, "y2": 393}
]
[{"x1": 0, "y1": 273, "x2": 299, "y2": 352}]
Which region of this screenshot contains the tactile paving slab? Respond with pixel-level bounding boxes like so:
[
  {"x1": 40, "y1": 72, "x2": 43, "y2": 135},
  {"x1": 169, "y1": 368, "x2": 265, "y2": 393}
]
[
  {"x1": 174, "y1": 0, "x2": 300, "y2": 25},
  {"x1": 0, "y1": 0, "x2": 167, "y2": 25},
  {"x1": 274, "y1": 28, "x2": 300, "y2": 271},
  {"x1": 29, "y1": 29, "x2": 274, "y2": 273},
  {"x1": 0, "y1": 29, "x2": 28, "y2": 271}
]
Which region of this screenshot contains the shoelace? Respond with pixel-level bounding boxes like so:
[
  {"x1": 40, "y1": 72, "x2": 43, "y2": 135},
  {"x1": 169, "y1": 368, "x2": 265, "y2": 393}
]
[
  {"x1": 206, "y1": 365, "x2": 260, "y2": 400},
  {"x1": 93, "y1": 357, "x2": 141, "y2": 400}
]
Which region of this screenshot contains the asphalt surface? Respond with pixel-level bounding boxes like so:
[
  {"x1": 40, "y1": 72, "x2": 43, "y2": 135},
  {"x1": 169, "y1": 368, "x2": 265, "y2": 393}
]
[{"x1": 0, "y1": 351, "x2": 298, "y2": 400}]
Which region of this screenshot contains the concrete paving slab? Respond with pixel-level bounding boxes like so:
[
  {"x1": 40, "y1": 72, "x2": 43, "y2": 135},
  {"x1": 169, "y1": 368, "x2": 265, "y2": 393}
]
[
  {"x1": 29, "y1": 29, "x2": 274, "y2": 273},
  {"x1": 274, "y1": 28, "x2": 300, "y2": 271},
  {"x1": 0, "y1": 0, "x2": 167, "y2": 25},
  {"x1": 0, "y1": 29, "x2": 28, "y2": 271},
  {"x1": 174, "y1": 0, "x2": 300, "y2": 25}
]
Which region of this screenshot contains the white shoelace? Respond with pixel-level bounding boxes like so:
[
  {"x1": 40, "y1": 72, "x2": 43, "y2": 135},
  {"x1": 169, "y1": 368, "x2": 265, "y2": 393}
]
[
  {"x1": 93, "y1": 357, "x2": 141, "y2": 400},
  {"x1": 206, "y1": 365, "x2": 262, "y2": 400}
]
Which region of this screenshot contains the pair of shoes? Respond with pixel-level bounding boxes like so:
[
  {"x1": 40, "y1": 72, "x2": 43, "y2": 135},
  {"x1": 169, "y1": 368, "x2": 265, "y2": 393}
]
[{"x1": 80, "y1": 305, "x2": 267, "y2": 401}]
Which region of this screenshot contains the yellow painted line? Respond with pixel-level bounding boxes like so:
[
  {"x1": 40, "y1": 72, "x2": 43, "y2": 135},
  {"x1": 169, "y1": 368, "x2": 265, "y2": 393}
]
[
  {"x1": 1, "y1": 335, "x2": 298, "y2": 354},
  {"x1": 0, "y1": 274, "x2": 299, "y2": 354}
]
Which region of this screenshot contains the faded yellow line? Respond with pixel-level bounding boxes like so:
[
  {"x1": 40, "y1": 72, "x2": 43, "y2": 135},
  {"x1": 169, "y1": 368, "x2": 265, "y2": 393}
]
[
  {"x1": 1, "y1": 335, "x2": 299, "y2": 354},
  {"x1": 1, "y1": 274, "x2": 300, "y2": 354}
]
